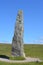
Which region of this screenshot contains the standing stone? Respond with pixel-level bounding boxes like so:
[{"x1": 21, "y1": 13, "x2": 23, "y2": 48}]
[{"x1": 12, "y1": 10, "x2": 25, "y2": 57}]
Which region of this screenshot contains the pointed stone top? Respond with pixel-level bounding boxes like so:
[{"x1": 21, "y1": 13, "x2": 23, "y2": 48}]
[{"x1": 18, "y1": 10, "x2": 23, "y2": 14}]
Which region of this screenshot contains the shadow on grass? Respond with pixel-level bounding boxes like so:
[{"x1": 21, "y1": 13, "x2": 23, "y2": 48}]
[{"x1": 0, "y1": 55, "x2": 9, "y2": 59}]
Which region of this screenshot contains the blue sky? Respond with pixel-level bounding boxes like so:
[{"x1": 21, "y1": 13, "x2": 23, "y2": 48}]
[{"x1": 0, "y1": 0, "x2": 43, "y2": 44}]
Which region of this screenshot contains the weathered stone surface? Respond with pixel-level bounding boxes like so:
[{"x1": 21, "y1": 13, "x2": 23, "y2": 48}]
[{"x1": 12, "y1": 10, "x2": 25, "y2": 57}]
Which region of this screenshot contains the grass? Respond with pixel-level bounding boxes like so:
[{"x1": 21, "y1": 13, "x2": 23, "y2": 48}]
[
  {"x1": 0, "y1": 43, "x2": 43, "y2": 60},
  {"x1": 24, "y1": 44, "x2": 43, "y2": 60},
  {"x1": 0, "y1": 62, "x2": 43, "y2": 65},
  {"x1": 10, "y1": 56, "x2": 25, "y2": 60},
  {"x1": 0, "y1": 43, "x2": 43, "y2": 65}
]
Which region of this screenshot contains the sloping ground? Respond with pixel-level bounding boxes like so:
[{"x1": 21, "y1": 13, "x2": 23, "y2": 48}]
[{"x1": 0, "y1": 43, "x2": 43, "y2": 60}]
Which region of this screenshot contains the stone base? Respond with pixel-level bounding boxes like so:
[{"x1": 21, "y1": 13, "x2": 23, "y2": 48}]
[{"x1": 12, "y1": 51, "x2": 25, "y2": 58}]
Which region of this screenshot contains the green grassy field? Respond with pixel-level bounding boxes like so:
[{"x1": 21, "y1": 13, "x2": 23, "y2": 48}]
[
  {"x1": 24, "y1": 44, "x2": 43, "y2": 60},
  {"x1": 0, "y1": 43, "x2": 43, "y2": 65},
  {"x1": 0, "y1": 43, "x2": 43, "y2": 60},
  {"x1": 0, "y1": 62, "x2": 43, "y2": 65}
]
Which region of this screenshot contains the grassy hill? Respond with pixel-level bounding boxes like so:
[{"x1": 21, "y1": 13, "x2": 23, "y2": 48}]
[{"x1": 0, "y1": 43, "x2": 43, "y2": 60}]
